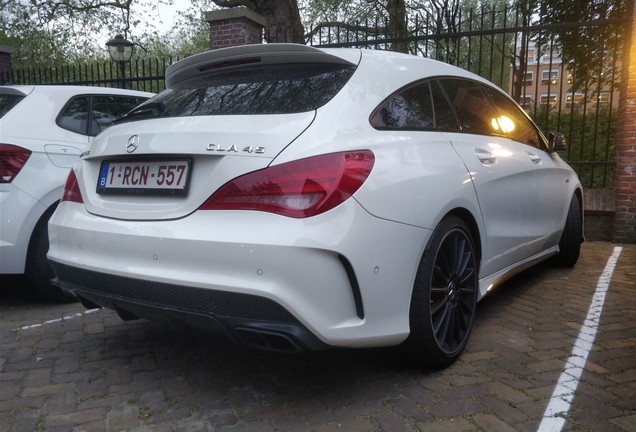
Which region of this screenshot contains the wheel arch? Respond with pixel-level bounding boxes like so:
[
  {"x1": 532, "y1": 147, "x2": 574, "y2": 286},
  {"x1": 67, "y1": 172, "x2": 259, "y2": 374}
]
[
  {"x1": 405, "y1": 210, "x2": 480, "y2": 368},
  {"x1": 27, "y1": 200, "x2": 59, "y2": 253},
  {"x1": 444, "y1": 207, "x2": 482, "y2": 267},
  {"x1": 25, "y1": 199, "x2": 76, "y2": 301}
]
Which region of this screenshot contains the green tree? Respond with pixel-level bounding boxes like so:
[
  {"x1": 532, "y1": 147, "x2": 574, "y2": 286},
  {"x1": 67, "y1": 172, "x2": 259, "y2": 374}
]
[
  {"x1": 135, "y1": 9, "x2": 210, "y2": 59},
  {"x1": 509, "y1": 0, "x2": 538, "y2": 103},
  {"x1": 0, "y1": 0, "x2": 172, "y2": 67},
  {"x1": 533, "y1": 107, "x2": 617, "y2": 188},
  {"x1": 303, "y1": 0, "x2": 408, "y2": 52},
  {"x1": 536, "y1": 0, "x2": 627, "y2": 94}
]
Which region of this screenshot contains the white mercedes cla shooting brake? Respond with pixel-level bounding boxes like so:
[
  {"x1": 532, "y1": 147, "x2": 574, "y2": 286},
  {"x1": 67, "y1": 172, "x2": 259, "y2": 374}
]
[{"x1": 48, "y1": 44, "x2": 583, "y2": 368}]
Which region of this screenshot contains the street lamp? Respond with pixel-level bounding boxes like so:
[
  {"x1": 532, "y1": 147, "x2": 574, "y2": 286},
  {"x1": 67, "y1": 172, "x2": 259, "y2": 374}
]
[{"x1": 106, "y1": 34, "x2": 134, "y2": 89}]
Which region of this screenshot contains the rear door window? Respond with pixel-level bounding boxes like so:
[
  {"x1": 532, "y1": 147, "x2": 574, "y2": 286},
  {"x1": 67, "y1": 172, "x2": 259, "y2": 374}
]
[
  {"x1": 481, "y1": 86, "x2": 545, "y2": 149},
  {"x1": 89, "y1": 95, "x2": 147, "y2": 136},
  {"x1": 438, "y1": 79, "x2": 502, "y2": 137},
  {"x1": 58, "y1": 96, "x2": 90, "y2": 135},
  {"x1": 58, "y1": 94, "x2": 149, "y2": 136},
  {"x1": 371, "y1": 80, "x2": 463, "y2": 131},
  {"x1": 430, "y1": 81, "x2": 460, "y2": 131}
]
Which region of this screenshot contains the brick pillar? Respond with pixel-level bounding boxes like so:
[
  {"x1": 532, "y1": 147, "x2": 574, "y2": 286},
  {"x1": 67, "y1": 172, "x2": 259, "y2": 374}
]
[
  {"x1": 205, "y1": 7, "x2": 266, "y2": 50},
  {"x1": 0, "y1": 45, "x2": 14, "y2": 85},
  {"x1": 614, "y1": 2, "x2": 636, "y2": 243}
]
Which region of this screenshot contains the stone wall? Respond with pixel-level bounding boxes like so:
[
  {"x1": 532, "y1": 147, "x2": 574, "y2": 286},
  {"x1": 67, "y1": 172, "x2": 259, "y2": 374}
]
[
  {"x1": 614, "y1": 2, "x2": 636, "y2": 243},
  {"x1": 205, "y1": 8, "x2": 266, "y2": 50},
  {"x1": 583, "y1": 189, "x2": 615, "y2": 241}
]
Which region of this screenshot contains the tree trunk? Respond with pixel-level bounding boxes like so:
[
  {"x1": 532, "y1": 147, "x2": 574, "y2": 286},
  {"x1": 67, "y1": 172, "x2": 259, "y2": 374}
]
[
  {"x1": 387, "y1": 0, "x2": 408, "y2": 53},
  {"x1": 512, "y1": 32, "x2": 529, "y2": 103},
  {"x1": 255, "y1": 0, "x2": 304, "y2": 43}
]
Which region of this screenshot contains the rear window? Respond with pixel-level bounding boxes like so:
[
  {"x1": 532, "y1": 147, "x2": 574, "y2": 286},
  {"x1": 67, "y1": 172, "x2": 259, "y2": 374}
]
[
  {"x1": 124, "y1": 63, "x2": 356, "y2": 121},
  {"x1": 0, "y1": 94, "x2": 25, "y2": 119},
  {"x1": 57, "y1": 94, "x2": 150, "y2": 136}
]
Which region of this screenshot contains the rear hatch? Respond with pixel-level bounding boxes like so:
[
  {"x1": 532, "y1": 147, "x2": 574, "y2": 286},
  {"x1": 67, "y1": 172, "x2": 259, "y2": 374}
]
[
  {"x1": 79, "y1": 113, "x2": 316, "y2": 220},
  {"x1": 77, "y1": 45, "x2": 360, "y2": 221}
]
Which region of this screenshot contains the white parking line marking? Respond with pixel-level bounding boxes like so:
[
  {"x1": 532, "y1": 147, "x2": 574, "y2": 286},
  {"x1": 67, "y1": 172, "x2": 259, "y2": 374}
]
[
  {"x1": 17, "y1": 308, "x2": 100, "y2": 331},
  {"x1": 537, "y1": 246, "x2": 623, "y2": 432}
]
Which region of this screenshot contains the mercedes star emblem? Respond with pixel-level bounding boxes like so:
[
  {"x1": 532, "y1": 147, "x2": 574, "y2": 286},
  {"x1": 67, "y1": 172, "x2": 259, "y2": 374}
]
[{"x1": 126, "y1": 135, "x2": 140, "y2": 153}]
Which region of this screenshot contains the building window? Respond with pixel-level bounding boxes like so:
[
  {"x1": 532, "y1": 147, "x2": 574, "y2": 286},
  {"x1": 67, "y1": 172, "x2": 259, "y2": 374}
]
[
  {"x1": 567, "y1": 70, "x2": 574, "y2": 84},
  {"x1": 541, "y1": 49, "x2": 560, "y2": 64},
  {"x1": 540, "y1": 94, "x2": 558, "y2": 108},
  {"x1": 541, "y1": 69, "x2": 559, "y2": 85},
  {"x1": 592, "y1": 67, "x2": 613, "y2": 85},
  {"x1": 597, "y1": 92, "x2": 610, "y2": 105},
  {"x1": 518, "y1": 96, "x2": 533, "y2": 110},
  {"x1": 566, "y1": 93, "x2": 584, "y2": 107},
  {"x1": 524, "y1": 71, "x2": 533, "y2": 86},
  {"x1": 526, "y1": 49, "x2": 535, "y2": 62}
]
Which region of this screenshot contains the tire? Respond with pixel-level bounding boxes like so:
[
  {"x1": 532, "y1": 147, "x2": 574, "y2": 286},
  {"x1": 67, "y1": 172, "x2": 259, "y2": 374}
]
[
  {"x1": 404, "y1": 216, "x2": 478, "y2": 369},
  {"x1": 553, "y1": 194, "x2": 582, "y2": 268},
  {"x1": 25, "y1": 206, "x2": 76, "y2": 302}
]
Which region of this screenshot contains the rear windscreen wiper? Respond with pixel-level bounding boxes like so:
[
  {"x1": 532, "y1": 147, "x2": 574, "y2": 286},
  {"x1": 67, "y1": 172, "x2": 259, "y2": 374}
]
[{"x1": 116, "y1": 101, "x2": 167, "y2": 123}]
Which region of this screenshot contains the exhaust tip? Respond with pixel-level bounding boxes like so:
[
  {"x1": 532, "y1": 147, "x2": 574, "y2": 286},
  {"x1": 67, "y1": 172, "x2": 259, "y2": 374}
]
[
  {"x1": 76, "y1": 294, "x2": 102, "y2": 310},
  {"x1": 114, "y1": 305, "x2": 140, "y2": 321},
  {"x1": 235, "y1": 327, "x2": 303, "y2": 353}
]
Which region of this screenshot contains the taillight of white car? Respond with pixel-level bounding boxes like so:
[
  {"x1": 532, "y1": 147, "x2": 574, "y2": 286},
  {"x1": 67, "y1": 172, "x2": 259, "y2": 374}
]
[
  {"x1": 0, "y1": 144, "x2": 31, "y2": 183},
  {"x1": 200, "y1": 150, "x2": 375, "y2": 218}
]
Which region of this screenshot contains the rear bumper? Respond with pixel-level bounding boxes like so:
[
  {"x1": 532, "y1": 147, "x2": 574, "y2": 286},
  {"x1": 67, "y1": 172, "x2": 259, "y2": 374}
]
[
  {"x1": 51, "y1": 261, "x2": 329, "y2": 352},
  {"x1": 48, "y1": 201, "x2": 429, "y2": 348}
]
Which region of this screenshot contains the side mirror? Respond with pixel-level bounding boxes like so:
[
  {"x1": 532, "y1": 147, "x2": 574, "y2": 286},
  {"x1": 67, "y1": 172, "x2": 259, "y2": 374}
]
[{"x1": 548, "y1": 132, "x2": 567, "y2": 153}]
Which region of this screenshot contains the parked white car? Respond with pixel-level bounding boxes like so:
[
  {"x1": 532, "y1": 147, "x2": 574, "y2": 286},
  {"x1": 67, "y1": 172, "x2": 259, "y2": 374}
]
[
  {"x1": 47, "y1": 45, "x2": 583, "y2": 367},
  {"x1": 0, "y1": 85, "x2": 153, "y2": 300}
]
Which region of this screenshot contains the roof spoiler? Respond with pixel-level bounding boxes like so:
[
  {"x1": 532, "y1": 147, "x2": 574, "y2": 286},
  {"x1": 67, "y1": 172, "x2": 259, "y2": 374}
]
[{"x1": 165, "y1": 43, "x2": 357, "y2": 88}]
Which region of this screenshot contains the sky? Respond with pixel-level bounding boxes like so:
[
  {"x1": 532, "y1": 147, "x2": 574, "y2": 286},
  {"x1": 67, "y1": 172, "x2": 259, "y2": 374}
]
[
  {"x1": 149, "y1": 0, "x2": 196, "y2": 34},
  {"x1": 153, "y1": 0, "x2": 191, "y2": 32},
  {"x1": 92, "y1": 0, "x2": 197, "y2": 55}
]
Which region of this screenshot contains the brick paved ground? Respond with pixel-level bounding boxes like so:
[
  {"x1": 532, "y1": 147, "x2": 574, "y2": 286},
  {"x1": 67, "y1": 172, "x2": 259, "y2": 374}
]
[{"x1": 0, "y1": 242, "x2": 634, "y2": 432}]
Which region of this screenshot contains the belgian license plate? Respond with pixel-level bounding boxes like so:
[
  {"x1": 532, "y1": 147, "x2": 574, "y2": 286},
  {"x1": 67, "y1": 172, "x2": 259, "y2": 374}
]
[{"x1": 96, "y1": 159, "x2": 191, "y2": 195}]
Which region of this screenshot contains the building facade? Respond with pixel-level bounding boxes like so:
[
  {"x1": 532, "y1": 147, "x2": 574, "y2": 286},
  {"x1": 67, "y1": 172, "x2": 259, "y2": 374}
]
[{"x1": 509, "y1": 42, "x2": 620, "y2": 112}]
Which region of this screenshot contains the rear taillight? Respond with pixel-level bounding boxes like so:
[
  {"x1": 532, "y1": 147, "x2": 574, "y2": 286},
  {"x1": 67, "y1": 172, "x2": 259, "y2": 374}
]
[
  {"x1": 0, "y1": 144, "x2": 31, "y2": 183},
  {"x1": 200, "y1": 150, "x2": 375, "y2": 218},
  {"x1": 61, "y1": 170, "x2": 83, "y2": 203}
]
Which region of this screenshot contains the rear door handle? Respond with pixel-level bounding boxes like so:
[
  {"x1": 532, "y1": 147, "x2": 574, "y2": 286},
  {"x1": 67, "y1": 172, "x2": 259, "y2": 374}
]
[
  {"x1": 475, "y1": 149, "x2": 496, "y2": 165},
  {"x1": 527, "y1": 152, "x2": 542, "y2": 165}
]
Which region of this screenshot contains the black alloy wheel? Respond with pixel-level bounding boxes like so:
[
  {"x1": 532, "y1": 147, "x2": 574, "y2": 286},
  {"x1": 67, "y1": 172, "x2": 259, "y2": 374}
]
[{"x1": 405, "y1": 216, "x2": 478, "y2": 368}]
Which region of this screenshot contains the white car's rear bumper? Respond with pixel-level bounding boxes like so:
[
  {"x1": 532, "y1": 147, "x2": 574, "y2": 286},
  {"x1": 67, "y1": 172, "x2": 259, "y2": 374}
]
[{"x1": 48, "y1": 200, "x2": 430, "y2": 350}]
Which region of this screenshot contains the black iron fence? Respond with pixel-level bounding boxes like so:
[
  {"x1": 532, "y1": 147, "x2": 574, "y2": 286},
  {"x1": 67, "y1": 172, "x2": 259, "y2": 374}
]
[
  {"x1": 0, "y1": 57, "x2": 178, "y2": 94},
  {"x1": 1, "y1": 2, "x2": 629, "y2": 189},
  {"x1": 306, "y1": 3, "x2": 629, "y2": 190}
]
